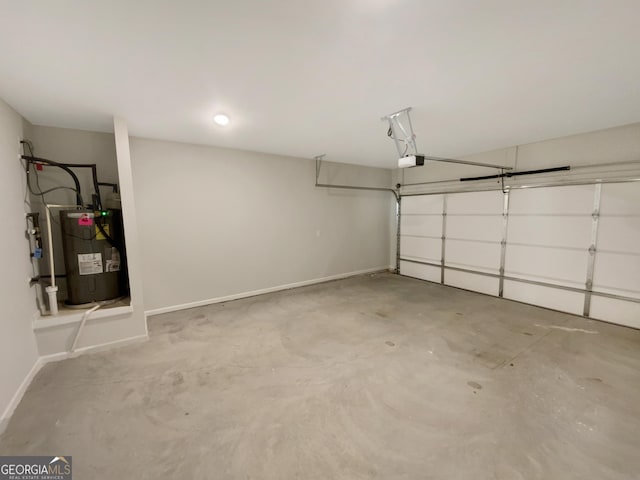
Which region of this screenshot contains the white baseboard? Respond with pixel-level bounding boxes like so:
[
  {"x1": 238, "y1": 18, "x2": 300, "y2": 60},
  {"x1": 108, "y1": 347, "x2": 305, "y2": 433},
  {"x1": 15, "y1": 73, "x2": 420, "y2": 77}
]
[
  {"x1": 145, "y1": 266, "x2": 391, "y2": 317},
  {"x1": 0, "y1": 333, "x2": 148, "y2": 437},
  {"x1": 39, "y1": 334, "x2": 149, "y2": 364},
  {"x1": 0, "y1": 357, "x2": 44, "y2": 436}
]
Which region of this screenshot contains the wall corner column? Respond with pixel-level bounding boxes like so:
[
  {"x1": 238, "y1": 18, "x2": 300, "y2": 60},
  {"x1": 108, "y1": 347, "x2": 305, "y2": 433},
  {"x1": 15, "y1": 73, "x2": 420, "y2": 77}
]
[{"x1": 113, "y1": 117, "x2": 147, "y2": 335}]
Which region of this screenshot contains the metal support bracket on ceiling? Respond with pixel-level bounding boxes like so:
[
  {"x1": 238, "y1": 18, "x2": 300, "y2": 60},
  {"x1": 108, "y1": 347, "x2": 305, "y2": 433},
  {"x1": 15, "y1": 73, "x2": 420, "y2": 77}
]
[
  {"x1": 382, "y1": 106, "x2": 513, "y2": 171},
  {"x1": 382, "y1": 107, "x2": 419, "y2": 159},
  {"x1": 314, "y1": 154, "x2": 399, "y2": 202}
]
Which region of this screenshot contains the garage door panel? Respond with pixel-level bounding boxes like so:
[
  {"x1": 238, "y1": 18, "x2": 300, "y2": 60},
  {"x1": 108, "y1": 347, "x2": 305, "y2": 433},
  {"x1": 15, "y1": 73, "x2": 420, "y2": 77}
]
[
  {"x1": 597, "y1": 217, "x2": 640, "y2": 254},
  {"x1": 446, "y1": 191, "x2": 503, "y2": 215},
  {"x1": 503, "y1": 280, "x2": 584, "y2": 316},
  {"x1": 505, "y1": 245, "x2": 587, "y2": 287},
  {"x1": 600, "y1": 183, "x2": 640, "y2": 215},
  {"x1": 400, "y1": 261, "x2": 440, "y2": 283},
  {"x1": 446, "y1": 240, "x2": 501, "y2": 274},
  {"x1": 507, "y1": 216, "x2": 591, "y2": 249},
  {"x1": 402, "y1": 215, "x2": 442, "y2": 238},
  {"x1": 399, "y1": 182, "x2": 640, "y2": 329},
  {"x1": 447, "y1": 215, "x2": 503, "y2": 243},
  {"x1": 445, "y1": 270, "x2": 499, "y2": 296},
  {"x1": 592, "y1": 253, "x2": 640, "y2": 299},
  {"x1": 590, "y1": 296, "x2": 640, "y2": 329},
  {"x1": 400, "y1": 236, "x2": 441, "y2": 263},
  {"x1": 402, "y1": 195, "x2": 444, "y2": 215},
  {"x1": 509, "y1": 185, "x2": 595, "y2": 215}
]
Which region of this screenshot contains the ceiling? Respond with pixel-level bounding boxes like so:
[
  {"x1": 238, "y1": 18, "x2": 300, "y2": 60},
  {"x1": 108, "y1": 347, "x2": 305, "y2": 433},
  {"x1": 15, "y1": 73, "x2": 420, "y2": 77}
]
[{"x1": 1, "y1": 1, "x2": 639, "y2": 168}]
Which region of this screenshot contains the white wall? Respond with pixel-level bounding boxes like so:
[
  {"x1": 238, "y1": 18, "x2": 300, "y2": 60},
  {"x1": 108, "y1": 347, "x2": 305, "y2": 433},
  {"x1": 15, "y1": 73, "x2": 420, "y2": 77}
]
[
  {"x1": 130, "y1": 138, "x2": 393, "y2": 313},
  {"x1": 0, "y1": 99, "x2": 39, "y2": 431}
]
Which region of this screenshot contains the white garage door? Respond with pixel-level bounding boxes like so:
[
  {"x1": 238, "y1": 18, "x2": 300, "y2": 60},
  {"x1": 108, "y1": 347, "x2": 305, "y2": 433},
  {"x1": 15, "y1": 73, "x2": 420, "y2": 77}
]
[
  {"x1": 503, "y1": 185, "x2": 595, "y2": 316},
  {"x1": 590, "y1": 183, "x2": 640, "y2": 328},
  {"x1": 399, "y1": 194, "x2": 444, "y2": 283},
  {"x1": 399, "y1": 181, "x2": 640, "y2": 329},
  {"x1": 444, "y1": 190, "x2": 503, "y2": 296}
]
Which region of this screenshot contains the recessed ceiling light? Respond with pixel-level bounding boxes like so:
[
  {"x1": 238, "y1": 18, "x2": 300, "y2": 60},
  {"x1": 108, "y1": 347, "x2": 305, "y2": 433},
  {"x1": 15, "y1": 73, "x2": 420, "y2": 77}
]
[{"x1": 213, "y1": 114, "x2": 230, "y2": 126}]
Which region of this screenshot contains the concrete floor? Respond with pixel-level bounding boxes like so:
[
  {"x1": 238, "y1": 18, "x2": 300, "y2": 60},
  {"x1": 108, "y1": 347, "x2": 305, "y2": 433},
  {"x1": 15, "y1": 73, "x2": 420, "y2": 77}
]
[{"x1": 2, "y1": 273, "x2": 640, "y2": 479}]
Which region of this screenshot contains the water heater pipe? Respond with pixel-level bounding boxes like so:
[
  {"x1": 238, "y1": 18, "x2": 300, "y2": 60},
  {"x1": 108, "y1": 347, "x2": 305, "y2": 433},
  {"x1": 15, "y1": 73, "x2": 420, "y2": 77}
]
[
  {"x1": 70, "y1": 304, "x2": 101, "y2": 352},
  {"x1": 44, "y1": 205, "x2": 58, "y2": 315},
  {"x1": 43, "y1": 204, "x2": 82, "y2": 315}
]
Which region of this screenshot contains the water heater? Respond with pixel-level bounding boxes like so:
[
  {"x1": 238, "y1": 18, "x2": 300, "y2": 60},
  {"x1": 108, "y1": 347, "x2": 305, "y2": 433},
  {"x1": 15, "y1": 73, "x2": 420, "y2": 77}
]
[{"x1": 59, "y1": 209, "x2": 127, "y2": 305}]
